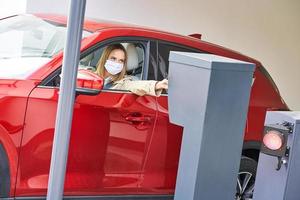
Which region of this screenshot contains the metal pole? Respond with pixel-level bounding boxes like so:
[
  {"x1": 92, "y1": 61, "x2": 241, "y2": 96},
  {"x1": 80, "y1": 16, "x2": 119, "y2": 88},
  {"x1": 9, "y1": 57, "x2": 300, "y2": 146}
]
[{"x1": 46, "y1": 0, "x2": 86, "y2": 199}]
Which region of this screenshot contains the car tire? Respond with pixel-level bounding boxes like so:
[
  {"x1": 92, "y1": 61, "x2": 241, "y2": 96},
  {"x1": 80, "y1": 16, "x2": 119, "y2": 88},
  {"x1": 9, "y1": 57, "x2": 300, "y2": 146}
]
[
  {"x1": 0, "y1": 144, "x2": 10, "y2": 198},
  {"x1": 236, "y1": 156, "x2": 257, "y2": 200}
]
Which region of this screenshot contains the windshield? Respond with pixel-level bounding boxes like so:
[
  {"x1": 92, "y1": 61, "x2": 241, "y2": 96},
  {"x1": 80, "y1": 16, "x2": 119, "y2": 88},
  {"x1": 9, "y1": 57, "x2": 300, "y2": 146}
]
[{"x1": 0, "y1": 14, "x2": 91, "y2": 79}]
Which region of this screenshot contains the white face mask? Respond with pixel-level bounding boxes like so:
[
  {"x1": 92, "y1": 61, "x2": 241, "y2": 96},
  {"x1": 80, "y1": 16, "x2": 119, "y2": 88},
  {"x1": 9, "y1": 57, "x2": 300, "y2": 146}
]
[{"x1": 104, "y1": 60, "x2": 124, "y2": 75}]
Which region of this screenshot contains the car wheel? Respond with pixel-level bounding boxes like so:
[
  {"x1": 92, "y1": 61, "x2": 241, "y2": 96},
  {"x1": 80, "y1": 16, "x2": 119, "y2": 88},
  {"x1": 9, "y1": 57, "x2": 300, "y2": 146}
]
[
  {"x1": 236, "y1": 156, "x2": 257, "y2": 200},
  {"x1": 0, "y1": 144, "x2": 10, "y2": 197}
]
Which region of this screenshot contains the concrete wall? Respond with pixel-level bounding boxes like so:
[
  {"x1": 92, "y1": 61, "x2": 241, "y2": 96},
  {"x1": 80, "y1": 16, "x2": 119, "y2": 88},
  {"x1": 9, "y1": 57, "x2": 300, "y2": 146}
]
[{"x1": 26, "y1": 0, "x2": 300, "y2": 110}]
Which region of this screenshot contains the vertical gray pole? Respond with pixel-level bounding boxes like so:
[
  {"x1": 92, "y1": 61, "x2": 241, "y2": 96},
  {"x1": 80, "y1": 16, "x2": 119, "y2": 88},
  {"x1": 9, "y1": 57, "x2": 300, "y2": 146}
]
[{"x1": 46, "y1": 0, "x2": 86, "y2": 199}]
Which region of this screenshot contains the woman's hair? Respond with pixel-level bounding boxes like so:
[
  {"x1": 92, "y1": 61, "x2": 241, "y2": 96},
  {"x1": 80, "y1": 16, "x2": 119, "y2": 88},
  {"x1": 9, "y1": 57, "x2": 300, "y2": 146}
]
[{"x1": 96, "y1": 44, "x2": 127, "y2": 82}]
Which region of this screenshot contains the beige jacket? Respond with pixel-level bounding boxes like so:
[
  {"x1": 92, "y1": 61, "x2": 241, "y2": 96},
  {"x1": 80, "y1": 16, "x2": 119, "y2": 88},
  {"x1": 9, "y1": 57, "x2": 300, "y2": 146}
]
[{"x1": 111, "y1": 76, "x2": 162, "y2": 96}]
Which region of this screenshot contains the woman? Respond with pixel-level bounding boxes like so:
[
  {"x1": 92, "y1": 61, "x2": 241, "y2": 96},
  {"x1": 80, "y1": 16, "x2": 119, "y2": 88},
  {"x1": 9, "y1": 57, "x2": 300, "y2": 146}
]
[{"x1": 96, "y1": 44, "x2": 168, "y2": 96}]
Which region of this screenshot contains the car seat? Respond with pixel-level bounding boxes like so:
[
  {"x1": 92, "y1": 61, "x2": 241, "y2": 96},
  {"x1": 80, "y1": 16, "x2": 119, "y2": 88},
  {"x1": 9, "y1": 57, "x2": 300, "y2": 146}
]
[{"x1": 125, "y1": 43, "x2": 142, "y2": 80}]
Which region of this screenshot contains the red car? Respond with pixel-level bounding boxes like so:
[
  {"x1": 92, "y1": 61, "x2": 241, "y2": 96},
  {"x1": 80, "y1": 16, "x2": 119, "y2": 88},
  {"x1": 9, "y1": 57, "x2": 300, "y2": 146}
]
[{"x1": 0, "y1": 14, "x2": 288, "y2": 199}]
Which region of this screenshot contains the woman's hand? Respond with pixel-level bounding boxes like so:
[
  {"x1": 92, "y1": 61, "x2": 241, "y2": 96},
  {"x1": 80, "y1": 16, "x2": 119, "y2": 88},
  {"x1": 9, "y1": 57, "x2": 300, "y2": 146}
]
[{"x1": 155, "y1": 79, "x2": 168, "y2": 91}]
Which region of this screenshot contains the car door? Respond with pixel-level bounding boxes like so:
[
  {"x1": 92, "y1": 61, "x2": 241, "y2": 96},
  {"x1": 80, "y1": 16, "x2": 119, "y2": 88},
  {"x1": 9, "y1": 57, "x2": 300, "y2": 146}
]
[
  {"x1": 141, "y1": 41, "x2": 200, "y2": 190},
  {"x1": 16, "y1": 39, "x2": 158, "y2": 196}
]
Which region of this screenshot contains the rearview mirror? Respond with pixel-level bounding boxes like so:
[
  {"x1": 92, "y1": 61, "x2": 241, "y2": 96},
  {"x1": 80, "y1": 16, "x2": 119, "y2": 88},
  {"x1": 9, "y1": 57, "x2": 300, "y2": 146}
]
[{"x1": 76, "y1": 69, "x2": 103, "y2": 96}]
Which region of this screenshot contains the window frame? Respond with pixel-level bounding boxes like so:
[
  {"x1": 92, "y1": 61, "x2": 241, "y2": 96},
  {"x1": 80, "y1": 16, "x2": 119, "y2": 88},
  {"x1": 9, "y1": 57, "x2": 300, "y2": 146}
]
[{"x1": 39, "y1": 36, "x2": 208, "y2": 95}]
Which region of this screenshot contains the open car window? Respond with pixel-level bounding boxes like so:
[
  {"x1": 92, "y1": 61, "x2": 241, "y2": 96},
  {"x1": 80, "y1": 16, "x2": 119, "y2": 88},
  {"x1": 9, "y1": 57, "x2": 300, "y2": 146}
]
[
  {"x1": 44, "y1": 41, "x2": 146, "y2": 91},
  {"x1": 79, "y1": 42, "x2": 145, "y2": 81}
]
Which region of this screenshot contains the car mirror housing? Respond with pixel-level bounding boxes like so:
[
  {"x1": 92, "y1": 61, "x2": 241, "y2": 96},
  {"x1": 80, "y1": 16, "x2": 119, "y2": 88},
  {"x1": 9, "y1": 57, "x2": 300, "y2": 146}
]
[
  {"x1": 77, "y1": 69, "x2": 103, "y2": 90},
  {"x1": 76, "y1": 69, "x2": 103, "y2": 96}
]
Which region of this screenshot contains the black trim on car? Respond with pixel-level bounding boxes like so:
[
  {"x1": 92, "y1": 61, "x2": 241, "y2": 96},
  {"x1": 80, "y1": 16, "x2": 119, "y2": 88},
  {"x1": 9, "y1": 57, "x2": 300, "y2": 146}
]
[
  {"x1": 242, "y1": 141, "x2": 262, "y2": 161},
  {"x1": 242, "y1": 141, "x2": 261, "y2": 151},
  {"x1": 0, "y1": 144, "x2": 10, "y2": 198},
  {"x1": 75, "y1": 88, "x2": 101, "y2": 96},
  {"x1": 158, "y1": 40, "x2": 206, "y2": 54},
  {"x1": 3, "y1": 195, "x2": 173, "y2": 200}
]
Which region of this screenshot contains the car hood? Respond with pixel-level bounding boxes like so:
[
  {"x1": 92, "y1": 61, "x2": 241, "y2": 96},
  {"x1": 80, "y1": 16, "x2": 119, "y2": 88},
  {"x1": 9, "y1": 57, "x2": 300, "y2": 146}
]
[{"x1": 0, "y1": 57, "x2": 51, "y2": 79}]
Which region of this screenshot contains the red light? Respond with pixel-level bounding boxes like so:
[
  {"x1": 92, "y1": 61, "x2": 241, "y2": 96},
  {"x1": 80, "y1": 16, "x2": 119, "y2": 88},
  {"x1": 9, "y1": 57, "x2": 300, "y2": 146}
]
[{"x1": 263, "y1": 130, "x2": 283, "y2": 150}]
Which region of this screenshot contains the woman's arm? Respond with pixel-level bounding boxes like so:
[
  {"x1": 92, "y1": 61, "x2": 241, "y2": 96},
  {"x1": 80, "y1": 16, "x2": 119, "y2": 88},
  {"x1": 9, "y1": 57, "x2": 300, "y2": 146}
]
[{"x1": 112, "y1": 78, "x2": 168, "y2": 96}]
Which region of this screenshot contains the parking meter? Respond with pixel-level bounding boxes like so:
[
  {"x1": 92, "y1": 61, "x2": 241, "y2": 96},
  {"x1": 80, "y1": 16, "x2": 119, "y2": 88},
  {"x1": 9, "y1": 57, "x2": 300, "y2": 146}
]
[
  {"x1": 168, "y1": 52, "x2": 255, "y2": 200},
  {"x1": 253, "y1": 111, "x2": 300, "y2": 200}
]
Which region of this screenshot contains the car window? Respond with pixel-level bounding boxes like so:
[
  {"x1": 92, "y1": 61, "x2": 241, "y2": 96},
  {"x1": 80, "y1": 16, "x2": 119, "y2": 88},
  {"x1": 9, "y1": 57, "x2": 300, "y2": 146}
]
[
  {"x1": 0, "y1": 14, "x2": 91, "y2": 79},
  {"x1": 0, "y1": 14, "x2": 91, "y2": 59},
  {"x1": 147, "y1": 42, "x2": 199, "y2": 81},
  {"x1": 45, "y1": 41, "x2": 146, "y2": 91}
]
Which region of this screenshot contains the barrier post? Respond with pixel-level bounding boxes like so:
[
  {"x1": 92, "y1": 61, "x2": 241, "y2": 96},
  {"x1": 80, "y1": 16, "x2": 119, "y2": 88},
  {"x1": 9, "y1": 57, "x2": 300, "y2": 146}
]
[{"x1": 168, "y1": 52, "x2": 255, "y2": 200}]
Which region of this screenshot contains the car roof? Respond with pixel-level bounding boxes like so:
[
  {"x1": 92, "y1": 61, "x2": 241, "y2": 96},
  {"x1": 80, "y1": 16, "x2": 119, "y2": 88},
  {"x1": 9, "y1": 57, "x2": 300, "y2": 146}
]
[
  {"x1": 35, "y1": 13, "x2": 146, "y2": 32},
  {"x1": 34, "y1": 13, "x2": 261, "y2": 66}
]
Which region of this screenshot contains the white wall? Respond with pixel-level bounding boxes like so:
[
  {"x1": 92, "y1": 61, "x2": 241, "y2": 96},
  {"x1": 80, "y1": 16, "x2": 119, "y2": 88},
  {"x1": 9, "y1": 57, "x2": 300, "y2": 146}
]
[
  {"x1": 0, "y1": 0, "x2": 27, "y2": 18},
  {"x1": 26, "y1": 0, "x2": 300, "y2": 110}
]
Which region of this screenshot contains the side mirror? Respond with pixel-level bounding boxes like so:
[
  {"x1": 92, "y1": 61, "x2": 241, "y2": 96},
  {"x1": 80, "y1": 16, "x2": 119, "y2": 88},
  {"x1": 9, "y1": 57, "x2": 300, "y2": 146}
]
[{"x1": 76, "y1": 69, "x2": 103, "y2": 96}]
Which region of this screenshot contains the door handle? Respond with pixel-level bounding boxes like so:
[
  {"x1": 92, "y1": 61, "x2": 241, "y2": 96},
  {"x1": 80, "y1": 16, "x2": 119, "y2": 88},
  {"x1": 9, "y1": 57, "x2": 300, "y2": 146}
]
[
  {"x1": 124, "y1": 113, "x2": 153, "y2": 130},
  {"x1": 125, "y1": 116, "x2": 151, "y2": 122}
]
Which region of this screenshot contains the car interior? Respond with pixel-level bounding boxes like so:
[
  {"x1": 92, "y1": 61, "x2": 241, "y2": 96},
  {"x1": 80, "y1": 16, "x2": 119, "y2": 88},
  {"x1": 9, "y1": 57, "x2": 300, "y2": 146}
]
[{"x1": 79, "y1": 42, "x2": 145, "y2": 81}]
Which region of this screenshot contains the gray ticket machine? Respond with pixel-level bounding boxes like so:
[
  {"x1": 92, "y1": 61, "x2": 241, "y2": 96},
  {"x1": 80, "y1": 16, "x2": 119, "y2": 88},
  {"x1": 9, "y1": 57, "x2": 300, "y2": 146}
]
[
  {"x1": 253, "y1": 111, "x2": 300, "y2": 200},
  {"x1": 168, "y1": 52, "x2": 255, "y2": 200}
]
